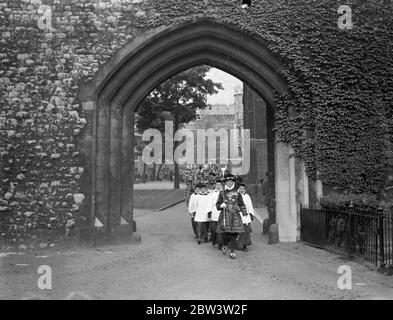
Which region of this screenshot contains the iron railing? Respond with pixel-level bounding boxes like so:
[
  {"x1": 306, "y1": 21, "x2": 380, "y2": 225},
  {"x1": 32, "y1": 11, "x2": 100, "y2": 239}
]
[{"x1": 300, "y1": 204, "x2": 393, "y2": 268}]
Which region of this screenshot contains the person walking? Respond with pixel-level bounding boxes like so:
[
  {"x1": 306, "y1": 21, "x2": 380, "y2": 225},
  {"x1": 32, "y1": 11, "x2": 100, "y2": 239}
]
[
  {"x1": 194, "y1": 183, "x2": 211, "y2": 244},
  {"x1": 188, "y1": 184, "x2": 200, "y2": 239},
  {"x1": 205, "y1": 179, "x2": 216, "y2": 238},
  {"x1": 237, "y1": 183, "x2": 254, "y2": 252},
  {"x1": 209, "y1": 179, "x2": 223, "y2": 247},
  {"x1": 216, "y1": 174, "x2": 247, "y2": 259}
]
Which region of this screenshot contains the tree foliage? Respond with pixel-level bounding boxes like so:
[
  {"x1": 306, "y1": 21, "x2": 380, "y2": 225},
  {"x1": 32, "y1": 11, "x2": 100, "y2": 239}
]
[{"x1": 136, "y1": 65, "x2": 223, "y2": 133}]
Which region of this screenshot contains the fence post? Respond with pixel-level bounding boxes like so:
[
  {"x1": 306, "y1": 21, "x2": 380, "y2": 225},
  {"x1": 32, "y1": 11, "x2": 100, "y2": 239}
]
[{"x1": 378, "y1": 205, "x2": 385, "y2": 270}]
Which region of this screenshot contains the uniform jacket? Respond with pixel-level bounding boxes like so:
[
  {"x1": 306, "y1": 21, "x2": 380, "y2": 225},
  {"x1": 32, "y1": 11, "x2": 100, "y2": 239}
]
[{"x1": 216, "y1": 188, "x2": 247, "y2": 233}]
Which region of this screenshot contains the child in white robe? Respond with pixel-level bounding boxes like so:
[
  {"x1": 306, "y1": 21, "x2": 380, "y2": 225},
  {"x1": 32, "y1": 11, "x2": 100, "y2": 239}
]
[
  {"x1": 188, "y1": 184, "x2": 200, "y2": 239},
  {"x1": 209, "y1": 179, "x2": 223, "y2": 246},
  {"x1": 238, "y1": 183, "x2": 254, "y2": 251},
  {"x1": 194, "y1": 183, "x2": 211, "y2": 244}
]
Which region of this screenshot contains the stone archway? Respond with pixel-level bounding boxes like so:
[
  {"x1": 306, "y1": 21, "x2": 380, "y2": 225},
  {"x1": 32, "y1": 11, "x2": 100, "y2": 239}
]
[{"x1": 79, "y1": 18, "x2": 304, "y2": 243}]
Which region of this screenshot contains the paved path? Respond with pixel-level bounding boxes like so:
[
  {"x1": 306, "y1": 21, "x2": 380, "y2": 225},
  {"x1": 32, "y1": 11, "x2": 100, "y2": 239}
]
[{"x1": 1, "y1": 204, "x2": 392, "y2": 300}]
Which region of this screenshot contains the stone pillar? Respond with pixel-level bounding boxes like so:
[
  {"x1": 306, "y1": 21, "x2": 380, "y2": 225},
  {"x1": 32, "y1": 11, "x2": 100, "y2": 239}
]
[
  {"x1": 289, "y1": 145, "x2": 297, "y2": 237},
  {"x1": 79, "y1": 101, "x2": 95, "y2": 226},
  {"x1": 95, "y1": 98, "x2": 111, "y2": 233},
  {"x1": 121, "y1": 109, "x2": 135, "y2": 233},
  {"x1": 75, "y1": 100, "x2": 96, "y2": 243},
  {"x1": 108, "y1": 103, "x2": 123, "y2": 234},
  {"x1": 316, "y1": 173, "x2": 323, "y2": 201},
  {"x1": 275, "y1": 140, "x2": 297, "y2": 242}
]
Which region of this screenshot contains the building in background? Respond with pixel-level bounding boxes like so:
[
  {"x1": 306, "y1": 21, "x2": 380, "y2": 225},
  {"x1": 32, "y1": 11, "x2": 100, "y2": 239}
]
[
  {"x1": 181, "y1": 85, "x2": 244, "y2": 167},
  {"x1": 189, "y1": 84, "x2": 244, "y2": 130}
]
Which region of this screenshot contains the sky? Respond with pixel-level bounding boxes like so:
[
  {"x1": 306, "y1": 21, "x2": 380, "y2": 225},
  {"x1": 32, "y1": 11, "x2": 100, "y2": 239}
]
[{"x1": 205, "y1": 68, "x2": 243, "y2": 105}]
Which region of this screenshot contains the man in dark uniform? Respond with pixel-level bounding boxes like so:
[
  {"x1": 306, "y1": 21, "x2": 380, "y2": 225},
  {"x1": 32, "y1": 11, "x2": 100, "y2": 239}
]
[{"x1": 216, "y1": 174, "x2": 248, "y2": 259}]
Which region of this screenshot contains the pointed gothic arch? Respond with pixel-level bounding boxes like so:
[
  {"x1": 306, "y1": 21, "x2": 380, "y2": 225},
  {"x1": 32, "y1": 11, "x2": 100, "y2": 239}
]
[{"x1": 79, "y1": 18, "x2": 305, "y2": 243}]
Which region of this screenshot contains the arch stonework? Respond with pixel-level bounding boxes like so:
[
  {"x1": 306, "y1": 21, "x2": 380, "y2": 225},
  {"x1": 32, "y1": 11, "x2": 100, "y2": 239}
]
[{"x1": 78, "y1": 19, "x2": 307, "y2": 243}]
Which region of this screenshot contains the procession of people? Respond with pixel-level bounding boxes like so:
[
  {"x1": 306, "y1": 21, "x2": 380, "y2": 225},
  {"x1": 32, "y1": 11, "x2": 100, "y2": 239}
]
[{"x1": 186, "y1": 165, "x2": 255, "y2": 260}]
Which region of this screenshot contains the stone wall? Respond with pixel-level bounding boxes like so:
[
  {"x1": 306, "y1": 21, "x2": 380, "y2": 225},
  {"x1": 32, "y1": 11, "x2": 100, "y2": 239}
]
[{"x1": 0, "y1": 0, "x2": 148, "y2": 249}]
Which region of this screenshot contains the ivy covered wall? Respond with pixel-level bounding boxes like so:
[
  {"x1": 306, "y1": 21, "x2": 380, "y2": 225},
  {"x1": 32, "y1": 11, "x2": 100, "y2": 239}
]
[{"x1": 0, "y1": 0, "x2": 392, "y2": 248}]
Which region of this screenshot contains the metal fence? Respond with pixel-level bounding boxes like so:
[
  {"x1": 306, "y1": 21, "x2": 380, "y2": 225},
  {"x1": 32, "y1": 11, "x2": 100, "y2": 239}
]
[{"x1": 300, "y1": 205, "x2": 393, "y2": 268}]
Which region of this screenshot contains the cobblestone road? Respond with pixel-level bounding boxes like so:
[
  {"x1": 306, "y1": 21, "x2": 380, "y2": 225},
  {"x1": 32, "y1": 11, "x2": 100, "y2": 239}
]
[{"x1": 1, "y1": 203, "x2": 392, "y2": 300}]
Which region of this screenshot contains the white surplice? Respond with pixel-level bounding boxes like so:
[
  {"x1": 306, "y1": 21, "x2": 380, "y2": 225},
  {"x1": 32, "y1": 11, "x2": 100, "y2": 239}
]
[
  {"x1": 188, "y1": 193, "x2": 197, "y2": 216},
  {"x1": 209, "y1": 190, "x2": 221, "y2": 222},
  {"x1": 194, "y1": 193, "x2": 211, "y2": 222},
  {"x1": 240, "y1": 193, "x2": 254, "y2": 224}
]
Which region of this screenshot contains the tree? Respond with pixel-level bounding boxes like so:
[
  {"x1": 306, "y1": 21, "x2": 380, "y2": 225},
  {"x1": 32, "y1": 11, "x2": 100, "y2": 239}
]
[{"x1": 136, "y1": 65, "x2": 223, "y2": 188}]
